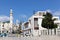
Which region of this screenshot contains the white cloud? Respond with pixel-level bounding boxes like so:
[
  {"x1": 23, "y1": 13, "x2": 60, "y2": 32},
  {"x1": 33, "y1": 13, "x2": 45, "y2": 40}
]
[
  {"x1": 20, "y1": 14, "x2": 27, "y2": 18},
  {"x1": 19, "y1": 14, "x2": 27, "y2": 21},
  {"x1": 46, "y1": 9, "x2": 60, "y2": 16},
  {"x1": 46, "y1": 9, "x2": 52, "y2": 13},
  {"x1": 0, "y1": 15, "x2": 9, "y2": 22},
  {"x1": 54, "y1": 10, "x2": 60, "y2": 16}
]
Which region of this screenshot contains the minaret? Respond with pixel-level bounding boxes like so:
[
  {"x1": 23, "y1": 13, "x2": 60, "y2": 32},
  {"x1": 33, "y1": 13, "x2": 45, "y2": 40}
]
[{"x1": 10, "y1": 9, "x2": 13, "y2": 29}]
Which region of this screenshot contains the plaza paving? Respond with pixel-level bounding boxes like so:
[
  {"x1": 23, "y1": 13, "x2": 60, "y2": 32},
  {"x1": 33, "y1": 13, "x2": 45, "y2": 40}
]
[{"x1": 0, "y1": 35, "x2": 60, "y2": 40}]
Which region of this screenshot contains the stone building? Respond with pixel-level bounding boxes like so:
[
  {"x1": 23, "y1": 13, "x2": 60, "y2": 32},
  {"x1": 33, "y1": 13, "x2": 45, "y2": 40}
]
[
  {"x1": 0, "y1": 9, "x2": 13, "y2": 33},
  {"x1": 22, "y1": 11, "x2": 60, "y2": 36}
]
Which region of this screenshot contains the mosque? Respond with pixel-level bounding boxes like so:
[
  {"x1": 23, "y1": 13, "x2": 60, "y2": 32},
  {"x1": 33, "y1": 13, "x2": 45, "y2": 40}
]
[{"x1": 0, "y1": 9, "x2": 13, "y2": 33}]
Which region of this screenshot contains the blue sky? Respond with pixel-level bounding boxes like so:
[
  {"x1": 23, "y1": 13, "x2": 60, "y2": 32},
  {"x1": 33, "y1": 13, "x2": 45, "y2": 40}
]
[{"x1": 0, "y1": 0, "x2": 60, "y2": 23}]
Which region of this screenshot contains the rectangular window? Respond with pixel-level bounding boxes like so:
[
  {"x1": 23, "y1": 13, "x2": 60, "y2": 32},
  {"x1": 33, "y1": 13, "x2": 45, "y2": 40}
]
[
  {"x1": 29, "y1": 20, "x2": 31, "y2": 24},
  {"x1": 39, "y1": 13, "x2": 42, "y2": 16},
  {"x1": 34, "y1": 18, "x2": 39, "y2": 30},
  {"x1": 24, "y1": 22, "x2": 29, "y2": 28}
]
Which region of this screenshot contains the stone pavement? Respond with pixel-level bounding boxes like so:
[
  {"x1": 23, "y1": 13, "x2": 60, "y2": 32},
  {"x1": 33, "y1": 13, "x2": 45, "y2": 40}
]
[{"x1": 0, "y1": 35, "x2": 60, "y2": 40}]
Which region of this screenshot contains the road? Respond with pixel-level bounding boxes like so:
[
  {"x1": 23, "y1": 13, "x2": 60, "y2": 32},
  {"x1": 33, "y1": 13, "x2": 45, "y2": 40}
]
[{"x1": 0, "y1": 35, "x2": 60, "y2": 40}]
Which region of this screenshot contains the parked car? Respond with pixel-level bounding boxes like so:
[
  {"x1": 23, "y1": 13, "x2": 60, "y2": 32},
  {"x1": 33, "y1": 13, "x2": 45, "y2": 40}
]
[{"x1": 0, "y1": 33, "x2": 7, "y2": 37}]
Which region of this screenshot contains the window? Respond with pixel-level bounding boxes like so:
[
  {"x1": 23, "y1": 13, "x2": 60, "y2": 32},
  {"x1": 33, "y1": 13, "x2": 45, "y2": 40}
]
[
  {"x1": 34, "y1": 18, "x2": 38, "y2": 27},
  {"x1": 34, "y1": 27, "x2": 39, "y2": 30},
  {"x1": 24, "y1": 22, "x2": 29, "y2": 28},
  {"x1": 39, "y1": 12, "x2": 42, "y2": 16},
  {"x1": 29, "y1": 20, "x2": 31, "y2": 24},
  {"x1": 34, "y1": 18, "x2": 39, "y2": 30}
]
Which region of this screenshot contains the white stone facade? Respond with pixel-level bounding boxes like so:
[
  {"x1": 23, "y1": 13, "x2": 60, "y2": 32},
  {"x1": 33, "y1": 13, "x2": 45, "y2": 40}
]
[{"x1": 22, "y1": 11, "x2": 60, "y2": 36}]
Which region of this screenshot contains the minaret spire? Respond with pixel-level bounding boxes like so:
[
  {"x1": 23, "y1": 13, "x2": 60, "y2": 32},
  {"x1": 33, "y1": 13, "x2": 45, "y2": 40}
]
[
  {"x1": 10, "y1": 9, "x2": 13, "y2": 16},
  {"x1": 10, "y1": 9, "x2": 13, "y2": 29},
  {"x1": 10, "y1": 9, "x2": 13, "y2": 23}
]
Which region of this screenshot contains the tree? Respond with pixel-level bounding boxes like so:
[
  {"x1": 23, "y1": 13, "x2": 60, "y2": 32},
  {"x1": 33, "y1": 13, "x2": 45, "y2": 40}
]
[
  {"x1": 16, "y1": 21, "x2": 22, "y2": 34},
  {"x1": 19, "y1": 21, "x2": 22, "y2": 33},
  {"x1": 54, "y1": 24, "x2": 58, "y2": 35},
  {"x1": 41, "y1": 12, "x2": 58, "y2": 35}
]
